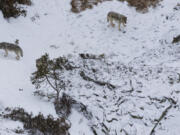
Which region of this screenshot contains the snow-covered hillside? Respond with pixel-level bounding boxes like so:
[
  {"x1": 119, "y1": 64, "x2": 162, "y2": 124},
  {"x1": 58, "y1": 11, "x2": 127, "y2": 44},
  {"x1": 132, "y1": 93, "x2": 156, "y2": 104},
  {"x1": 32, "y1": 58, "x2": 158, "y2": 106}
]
[{"x1": 0, "y1": 0, "x2": 180, "y2": 134}]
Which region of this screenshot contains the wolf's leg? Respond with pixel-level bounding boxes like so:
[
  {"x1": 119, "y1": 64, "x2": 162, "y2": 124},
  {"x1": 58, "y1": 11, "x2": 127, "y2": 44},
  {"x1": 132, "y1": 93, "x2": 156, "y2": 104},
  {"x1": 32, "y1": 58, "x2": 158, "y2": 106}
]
[
  {"x1": 15, "y1": 51, "x2": 20, "y2": 60},
  {"x1": 123, "y1": 22, "x2": 126, "y2": 27},
  {"x1": 110, "y1": 18, "x2": 115, "y2": 27},
  {"x1": 118, "y1": 21, "x2": 121, "y2": 31},
  {"x1": 4, "y1": 49, "x2": 8, "y2": 57},
  {"x1": 16, "y1": 55, "x2": 20, "y2": 60}
]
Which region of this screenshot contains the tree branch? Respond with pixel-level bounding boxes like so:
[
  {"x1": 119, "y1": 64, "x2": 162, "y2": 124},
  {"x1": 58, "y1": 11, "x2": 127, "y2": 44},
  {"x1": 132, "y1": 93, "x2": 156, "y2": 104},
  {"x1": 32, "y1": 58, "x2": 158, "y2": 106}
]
[
  {"x1": 80, "y1": 71, "x2": 116, "y2": 89},
  {"x1": 45, "y1": 75, "x2": 59, "y2": 92},
  {"x1": 150, "y1": 104, "x2": 172, "y2": 135}
]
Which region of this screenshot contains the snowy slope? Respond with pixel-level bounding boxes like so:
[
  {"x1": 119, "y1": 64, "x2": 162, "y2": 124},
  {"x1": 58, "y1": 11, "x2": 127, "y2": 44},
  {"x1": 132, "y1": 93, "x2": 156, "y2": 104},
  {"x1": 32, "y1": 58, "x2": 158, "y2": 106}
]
[{"x1": 0, "y1": 0, "x2": 180, "y2": 134}]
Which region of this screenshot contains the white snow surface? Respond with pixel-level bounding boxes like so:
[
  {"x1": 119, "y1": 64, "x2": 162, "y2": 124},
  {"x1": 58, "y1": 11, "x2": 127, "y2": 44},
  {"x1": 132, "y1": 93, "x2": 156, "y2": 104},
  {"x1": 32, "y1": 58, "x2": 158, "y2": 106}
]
[{"x1": 0, "y1": 0, "x2": 180, "y2": 134}]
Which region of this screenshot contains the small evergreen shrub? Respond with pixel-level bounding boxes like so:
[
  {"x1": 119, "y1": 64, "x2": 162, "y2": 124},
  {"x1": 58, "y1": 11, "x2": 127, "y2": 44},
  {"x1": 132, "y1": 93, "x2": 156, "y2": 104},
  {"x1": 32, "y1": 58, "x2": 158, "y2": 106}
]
[
  {"x1": 31, "y1": 53, "x2": 75, "y2": 101},
  {"x1": 0, "y1": 0, "x2": 31, "y2": 18}
]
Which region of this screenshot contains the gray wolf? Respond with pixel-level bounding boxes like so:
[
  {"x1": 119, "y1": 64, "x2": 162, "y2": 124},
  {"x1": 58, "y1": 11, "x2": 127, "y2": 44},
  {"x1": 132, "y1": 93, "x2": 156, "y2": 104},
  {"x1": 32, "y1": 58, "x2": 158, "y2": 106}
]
[
  {"x1": 107, "y1": 11, "x2": 127, "y2": 30},
  {"x1": 0, "y1": 42, "x2": 23, "y2": 60}
]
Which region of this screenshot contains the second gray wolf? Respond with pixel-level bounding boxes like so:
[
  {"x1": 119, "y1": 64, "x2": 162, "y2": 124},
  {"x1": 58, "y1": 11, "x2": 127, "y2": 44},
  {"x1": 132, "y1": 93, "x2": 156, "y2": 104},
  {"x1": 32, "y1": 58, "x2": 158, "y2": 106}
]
[
  {"x1": 0, "y1": 42, "x2": 23, "y2": 60},
  {"x1": 107, "y1": 11, "x2": 127, "y2": 31}
]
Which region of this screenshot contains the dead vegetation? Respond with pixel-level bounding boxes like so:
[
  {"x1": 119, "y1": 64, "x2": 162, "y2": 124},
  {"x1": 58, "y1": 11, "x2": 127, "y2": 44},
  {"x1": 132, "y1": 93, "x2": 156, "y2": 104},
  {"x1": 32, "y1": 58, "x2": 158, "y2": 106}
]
[
  {"x1": 119, "y1": 0, "x2": 162, "y2": 12},
  {"x1": 2, "y1": 107, "x2": 71, "y2": 135},
  {"x1": 80, "y1": 71, "x2": 116, "y2": 89},
  {"x1": 71, "y1": 0, "x2": 111, "y2": 13},
  {"x1": 71, "y1": 0, "x2": 162, "y2": 13}
]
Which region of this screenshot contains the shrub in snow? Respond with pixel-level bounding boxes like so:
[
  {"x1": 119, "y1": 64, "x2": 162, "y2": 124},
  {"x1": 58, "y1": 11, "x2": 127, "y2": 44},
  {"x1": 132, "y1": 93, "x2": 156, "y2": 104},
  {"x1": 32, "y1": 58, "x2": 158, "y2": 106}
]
[
  {"x1": 14, "y1": 127, "x2": 25, "y2": 134},
  {"x1": 3, "y1": 107, "x2": 71, "y2": 135},
  {"x1": 32, "y1": 54, "x2": 94, "y2": 119},
  {"x1": 54, "y1": 93, "x2": 75, "y2": 118},
  {"x1": 31, "y1": 53, "x2": 74, "y2": 101},
  {"x1": 119, "y1": 0, "x2": 162, "y2": 13},
  {"x1": 54, "y1": 93, "x2": 93, "y2": 120},
  {"x1": 172, "y1": 35, "x2": 180, "y2": 44},
  {"x1": 71, "y1": 0, "x2": 106, "y2": 13},
  {"x1": 0, "y1": 0, "x2": 31, "y2": 18}
]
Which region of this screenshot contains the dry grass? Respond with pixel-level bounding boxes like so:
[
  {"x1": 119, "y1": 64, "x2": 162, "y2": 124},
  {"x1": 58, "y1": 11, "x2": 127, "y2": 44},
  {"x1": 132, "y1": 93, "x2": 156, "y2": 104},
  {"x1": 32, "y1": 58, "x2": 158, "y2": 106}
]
[{"x1": 3, "y1": 107, "x2": 70, "y2": 135}]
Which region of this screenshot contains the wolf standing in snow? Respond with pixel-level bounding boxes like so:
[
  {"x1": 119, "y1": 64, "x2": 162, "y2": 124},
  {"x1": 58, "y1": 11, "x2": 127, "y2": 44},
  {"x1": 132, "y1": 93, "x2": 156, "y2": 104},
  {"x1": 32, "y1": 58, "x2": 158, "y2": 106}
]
[
  {"x1": 0, "y1": 42, "x2": 23, "y2": 60},
  {"x1": 107, "y1": 11, "x2": 127, "y2": 31}
]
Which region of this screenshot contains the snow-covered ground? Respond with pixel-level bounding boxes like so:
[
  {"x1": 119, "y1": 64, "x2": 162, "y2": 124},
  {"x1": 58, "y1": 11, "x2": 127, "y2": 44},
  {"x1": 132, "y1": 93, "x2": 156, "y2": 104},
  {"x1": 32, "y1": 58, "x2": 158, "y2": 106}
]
[{"x1": 0, "y1": 0, "x2": 180, "y2": 134}]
